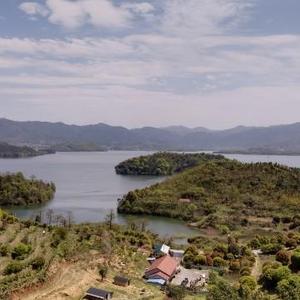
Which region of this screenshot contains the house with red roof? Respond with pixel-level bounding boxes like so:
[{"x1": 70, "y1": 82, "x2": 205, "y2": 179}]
[{"x1": 144, "y1": 255, "x2": 178, "y2": 285}]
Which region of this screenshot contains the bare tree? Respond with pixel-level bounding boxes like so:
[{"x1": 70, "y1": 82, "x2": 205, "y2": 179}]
[
  {"x1": 105, "y1": 209, "x2": 115, "y2": 230},
  {"x1": 46, "y1": 209, "x2": 54, "y2": 225}
]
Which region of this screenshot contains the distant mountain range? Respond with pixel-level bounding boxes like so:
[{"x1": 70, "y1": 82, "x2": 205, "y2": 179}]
[{"x1": 1, "y1": 118, "x2": 300, "y2": 153}]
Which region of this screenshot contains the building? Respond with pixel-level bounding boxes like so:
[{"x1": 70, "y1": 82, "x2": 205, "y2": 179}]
[
  {"x1": 113, "y1": 276, "x2": 130, "y2": 287},
  {"x1": 169, "y1": 249, "x2": 185, "y2": 258},
  {"x1": 145, "y1": 255, "x2": 178, "y2": 286},
  {"x1": 83, "y1": 287, "x2": 113, "y2": 300},
  {"x1": 154, "y1": 244, "x2": 170, "y2": 256}
]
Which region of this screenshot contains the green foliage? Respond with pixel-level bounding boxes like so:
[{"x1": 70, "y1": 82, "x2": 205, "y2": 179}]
[
  {"x1": 213, "y1": 257, "x2": 228, "y2": 268},
  {"x1": 98, "y1": 265, "x2": 108, "y2": 281},
  {"x1": 0, "y1": 142, "x2": 55, "y2": 158},
  {"x1": 208, "y1": 276, "x2": 239, "y2": 300},
  {"x1": 166, "y1": 285, "x2": 187, "y2": 300},
  {"x1": 275, "y1": 250, "x2": 290, "y2": 265},
  {"x1": 3, "y1": 261, "x2": 25, "y2": 275},
  {"x1": 115, "y1": 152, "x2": 225, "y2": 176},
  {"x1": 291, "y1": 249, "x2": 300, "y2": 272},
  {"x1": 260, "y1": 263, "x2": 291, "y2": 291},
  {"x1": 118, "y1": 160, "x2": 300, "y2": 223},
  {"x1": 11, "y1": 243, "x2": 32, "y2": 260},
  {"x1": 277, "y1": 275, "x2": 300, "y2": 300},
  {"x1": 0, "y1": 172, "x2": 55, "y2": 206},
  {"x1": 0, "y1": 244, "x2": 10, "y2": 256},
  {"x1": 30, "y1": 257, "x2": 45, "y2": 270}
]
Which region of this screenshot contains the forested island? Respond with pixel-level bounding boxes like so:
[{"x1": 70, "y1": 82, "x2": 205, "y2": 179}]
[
  {"x1": 118, "y1": 159, "x2": 300, "y2": 224},
  {"x1": 0, "y1": 142, "x2": 55, "y2": 158},
  {"x1": 115, "y1": 152, "x2": 225, "y2": 176},
  {"x1": 0, "y1": 172, "x2": 56, "y2": 206}
]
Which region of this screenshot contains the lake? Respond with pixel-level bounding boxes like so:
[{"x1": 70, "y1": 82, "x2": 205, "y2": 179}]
[{"x1": 1, "y1": 151, "x2": 300, "y2": 239}]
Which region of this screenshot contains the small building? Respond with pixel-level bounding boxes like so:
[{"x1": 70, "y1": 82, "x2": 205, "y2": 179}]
[
  {"x1": 84, "y1": 287, "x2": 113, "y2": 300},
  {"x1": 145, "y1": 255, "x2": 178, "y2": 286},
  {"x1": 170, "y1": 249, "x2": 185, "y2": 258},
  {"x1": 113, "y1": 276, "x2": 130, "y2": 287},
  {"x1": 154, "y1": 244, "x2": 170, "y2": 256}
]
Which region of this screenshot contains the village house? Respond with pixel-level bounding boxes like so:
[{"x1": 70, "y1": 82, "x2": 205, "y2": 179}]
[
  {"x1": 144, "y1": 255, "x2": 178, "y2": 286},
  {"x1": 113, "y1": 275, "x2": 130, "y2": 287},
  {"x1": 83, "y1": 287, "x2": 113, "y2": 300}
]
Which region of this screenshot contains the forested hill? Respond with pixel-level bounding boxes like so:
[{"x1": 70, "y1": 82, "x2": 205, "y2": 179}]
[
  {"x1": 115, "y1": 152, "x2": 225, "y2": 176},
  {"x1": 118, "y1": 160, "x2": 300, "y2": 224},
  {"x1": 0, "y1": 142, "x2": 55, "y2": 158},
  {"x1": 1, "y1": 118, "x2": 300, "y2": 152},
  {"x1": 0, "y1": 173, "x2": 56, "y2": 206}
]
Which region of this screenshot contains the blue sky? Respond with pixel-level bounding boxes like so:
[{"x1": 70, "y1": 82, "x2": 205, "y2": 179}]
[{"x1": 0, "y1": 0, "x2": 300, "y2": 128}]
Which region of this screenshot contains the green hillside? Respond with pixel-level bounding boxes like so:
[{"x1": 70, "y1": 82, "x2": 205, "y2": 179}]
[
  {"x1": 0, "y1": 173, "x2": 55, "y2": 206},
  {"x1": 0, "y1": 142, "x2": 55, "y2": 158},
  {"x1": 115, "y1": 152, "x2": 225, "y2": 176},
  {"x1": 118, "y1": 159, "x2": 300, "y2": 224}
]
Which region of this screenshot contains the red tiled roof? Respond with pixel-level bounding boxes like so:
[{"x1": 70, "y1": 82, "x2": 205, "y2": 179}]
[{"x1": 145, "y1": 255, "x2": 177, "y2": 278}]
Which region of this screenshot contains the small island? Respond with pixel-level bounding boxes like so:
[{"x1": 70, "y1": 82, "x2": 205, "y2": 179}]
[
  {"x1": 118, "y1": 159, "x2": 300, "y2": 224},
  {"x1": 115, "y1": 152, "x2": 225, "y2": 176},
  {"x1": 0, "y1": 142, "x2": 55, "y2": 158},
  {"x1": 0, "y1": 172, "x2": 56, "y2": 206}
]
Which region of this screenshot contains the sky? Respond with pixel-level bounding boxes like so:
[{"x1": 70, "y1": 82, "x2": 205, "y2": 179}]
[{"x1": 0, "y1": 0, "x2": 300, "y2": 129}]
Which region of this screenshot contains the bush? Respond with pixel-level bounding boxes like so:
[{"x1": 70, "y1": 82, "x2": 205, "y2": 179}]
[
  {"x1": 290, "y1": 250, "x2": 300, "y2": 272},
  {"x1": 3, "y1": 261, "x2": 24, "y2": 275},
  {"x1": 30, "y1": 257, "x2": 45, "y2": 270},
  {"x1": 0, "y1": 244, "x2": 9, "y2": 256},
  {"x1": 240, "y1": 267, "x2": 251, "y2": 276},
  {"x1": 166, "y1": 285, "x2": 186, "y2": 300},
  {"x1": 261, "y1": 243, "x2": 282, "y2": 255},
  {"x1": 276, "y1": 250, "x2": 290, "y2": 266},
  {"x1": 229, "y1": 260, "x2": 240, "y2": 271},
  {"x1": 213, "y1": 257, "x2": 228, "y2": 268},
  {"x1": 11, "y1": 243, "x2": 32, "y2": 260}
]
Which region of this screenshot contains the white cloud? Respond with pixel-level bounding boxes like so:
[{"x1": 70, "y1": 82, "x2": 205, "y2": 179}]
[
  {"x1": 46, "y1": 0, "x2": 131, "y2": 29},
  {"x1": 122, "y1": 2, "x2": 155, "y2": 14},
  {"x1": 161, "y1": 0, "x2": 253, "y2": 36},
  {"x1": 19, "y1": 2, "x2": 49, "y2": 17}
]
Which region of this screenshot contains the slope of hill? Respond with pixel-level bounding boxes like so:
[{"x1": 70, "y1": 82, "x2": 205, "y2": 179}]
[
  {"x1": 115, "y1": 152, "x2": 225, "y2": 176},
  {"x1": 1, "y1": 118, "x2": 300, "y2": 152},
  {"x1": 0, "y1": 172, "x2": 55, "y2": 206},
  {"x1": 118, "y1": 159, "x2": 300, "y2": 224},
  {"x1": 0, "y1": 142, "x2": 55, "y2": 158}
]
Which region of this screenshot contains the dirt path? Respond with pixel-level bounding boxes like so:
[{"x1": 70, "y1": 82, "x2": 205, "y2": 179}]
[
  {"x1": 251, "y1": 250, "x2": 262, "y2": 279},
  {"x1": 12, "y1": 261, "x2": 100, "y2": 300}
]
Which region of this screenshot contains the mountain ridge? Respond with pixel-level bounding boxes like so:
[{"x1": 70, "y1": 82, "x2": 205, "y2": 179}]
[{"x1": 1, "y1": 118, "x2": 300, "y2": 152}]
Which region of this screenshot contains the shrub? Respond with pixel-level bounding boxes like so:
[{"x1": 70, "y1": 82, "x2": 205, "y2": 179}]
[
  {"x1": 261, "y1": 243, "x2": 282, "y2": 255},
  {"x1": 166, "y1": 285, "x2": 186, "y2": 300},
  {"x1": 98, "y1": 265, "x2": 108, "y2": 281},
  {"x1": 3, "y1": 261, "x2": 24, "y2": 275},
  {"x1": 240, "y1": 267, "x2": 251, "y2": 276},
  {"x1": 290, "y1": 250, "x2": 300, "y2": 272},
  {"x1": 276, "y1": 250, "x2": 290, "y2": 266},
  {"x1": 0, "y1": 244, "x2": 9, "y2": 256},
  {"x1": 230, "y1": 260, "x2": 240, "y2": 271},
  {"x1": 30, "y1": 257, "x2": 45, "y2": 270},
  {"x1": 11, "y1": 243, "x2": 32, "y2": 260},
  {"x1": 213, "y1": 257, "x2": 228, "y2": 268},
  {"x1": 285, "y1": 238, "x2": 297, "y2": 249}
]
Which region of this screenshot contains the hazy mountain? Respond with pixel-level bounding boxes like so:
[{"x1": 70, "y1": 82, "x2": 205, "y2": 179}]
[{"x1": 1, "y1": 118, "x2": 300, "y2": 152}]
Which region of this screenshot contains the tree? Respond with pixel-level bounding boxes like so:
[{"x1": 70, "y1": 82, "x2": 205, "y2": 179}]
[
  {"x1": 98, "y1": 265, "x2": 108, "y2": 281},
  {"x1": 166, "y1": 285, "x2": 187, "y2": 300},
  {"x1": 276, "y1": 250, "x2": 290, "y2": 266},
  {"x1": 277, "y1": 275, "x2": 300, "y2": 300},
  {"x1": 291, "y1": 250, "x2": 300, "y2": 272},
  {"x1": 239, "y1": 276, "x2": 257, "y2": 298},
  {"x1": 208, "y1": 278, "x2": 239, "y2": 300},
  {"x1": 105, "y1": 209, "x2": 115, "y2": 230}
]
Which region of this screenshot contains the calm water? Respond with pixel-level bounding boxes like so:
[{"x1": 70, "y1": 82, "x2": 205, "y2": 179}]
[
  {"x1": 1, "y1": 151, "x2": 300, "y2": 238},
  {"x1": 0, "y1": 151, "x2": 199, "y2": 239}
]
